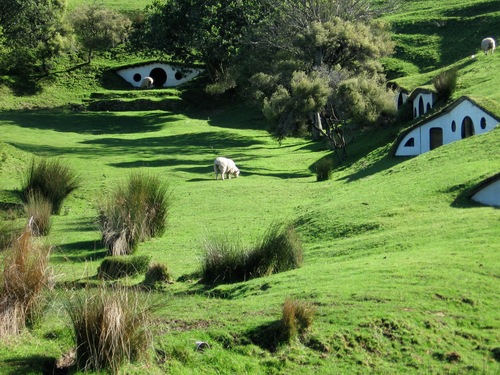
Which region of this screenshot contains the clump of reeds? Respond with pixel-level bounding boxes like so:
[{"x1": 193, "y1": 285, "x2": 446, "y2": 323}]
[
  {"x1": 142, "y1": 263, "x2": 173, "y2": 289},
  {"x1": 24, "y1": 191, "x2": 53, "y2": 236},
  {"x1": 97, "y1": 255, "x2": 151, "y2": 280},
  {"x1": 97, "y1": 171, "x2": 171, "y2": 256},
  {"x1": 21, "y1": 157, "x2": 81, "y2": 215},
  {"x1": 200, "y1": 222, "x2": 303, "y2": 284},
  {"x1": 315, "y1": 158, "x2": 333, "y2": 182},
  {"x1": 65, "y1": 286, "x2": 153, "y2": 374},
  {"x1": 0, "y1": 228, "x2": 52, "y2": 337},
  {"x1": 280, "y1": 298, "x2": 316, "y2": 341}
]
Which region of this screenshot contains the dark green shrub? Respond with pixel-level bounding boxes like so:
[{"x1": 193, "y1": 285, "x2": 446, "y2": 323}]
[
  {"x1": 200, "y1": 222, "x2": 303, "y2": 284},
  {"x1": 24, "y1": 192, "x2": 52, "y2": 236},
  {"x1": 97, "y1": 255, "x2": 151, "y2": 280},
  {"x1": 21, "y1": 158, "x2": 81, "y2": 215},
  {"x1": 142, "y1": 263, "x2": 173, "y2": 289},
  {"x1": 433, "y1": 69, "x2": 457, "y2": 102},
  {"x1": 315, "y1": 158, "x2": 333, "y2": 182},
  {"x1": 98, "y1": 171, "x2": 171, "y2": 256},
  {"x1": 65, "y1": 286, "x2": 153, "y2": 373}
]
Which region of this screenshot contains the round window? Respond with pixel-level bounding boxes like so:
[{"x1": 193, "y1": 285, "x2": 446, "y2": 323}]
[
  {"x1": 480, "y1": 117, "x2": 487, "y2": 129},
  {"x1": 451, "y1": 120, "x2": 456, "y2": 132},
  {"x1": 133, "y1": 73, "x2": 141, "y2": 82},
  {"x1": 175, "y1": 71, "x2": 183, "y2": 80}
]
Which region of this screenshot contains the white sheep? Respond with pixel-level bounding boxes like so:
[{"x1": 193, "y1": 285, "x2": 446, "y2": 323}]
[
  {"x1": 140, "y1": 76, "x2": 154, "y2": 89},
  {"x1": 214, "y1": 157, "x2": 240, "y2": 180},
  {"x1": 481, "y1": 37, "x2": 496, "y2": 55}
]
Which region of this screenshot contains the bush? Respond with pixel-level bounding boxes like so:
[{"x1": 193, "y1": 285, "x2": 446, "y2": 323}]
[
  {"x1": 98, "y1": 171, "x2": 171, "y2": 256},
  {"x1": 315, "y1": 158, "x2": 333, "y2": 182},
  {"x1": 65, "y1": 286, "x2": 153, "y2": 373},
  {"x1": 24, "y1": 191, "x2": 52, "y2": 236},
  {"x1": 200, "y1": 222, "x2": 303, "y2": 284},
  {"x1": 433, "y1": 69, "x2": 457, "y2": 102},
  {"x1": 0, "y1": 229, "x2": 52, "y2": 337},
  {"x1": 281, "y1": 298, "x2": 316, "y2": 341},
  {"x1": 21, "y1": 158, "x2": 81, "y2": 215},
  {"x1": 97, "y1": 255, "x2": 151, "y2": 280},
  {"x1": 142, "y1": 263, "x2": 173, "y2": 289}
]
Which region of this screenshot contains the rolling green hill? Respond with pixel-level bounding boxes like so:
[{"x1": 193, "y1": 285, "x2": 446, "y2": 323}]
[{"x1": 0, "y1": 0, "x2": 499, "y2": 374}]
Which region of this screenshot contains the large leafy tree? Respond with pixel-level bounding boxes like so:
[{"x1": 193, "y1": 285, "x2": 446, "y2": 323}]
[
  {"x1": 69, "y1": 4, "x2": 132, "y2": 63},
  {"x1": 243, "y1": 0, "x2": 399, "y2": 160},
  {"x1": 0, "y1": 0, "x2": 70, "y2": 75}
]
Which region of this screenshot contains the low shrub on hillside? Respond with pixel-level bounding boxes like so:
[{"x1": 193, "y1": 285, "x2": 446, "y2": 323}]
[
  {"x1": 142, "y1": 263, "x2": 173, "y2": 289},
  {"x1": 315, "y1": 158, "x2": 333, "y2": 181},
  {"x1": 98, "y1": 171, "x2": 172, "y2": 256},
  {"x1": 433, "y1": 68, "x2": 457, "y2": 102},
  {"x1": 24, "y1": 192, "x2": 52, "y2": 236},
  {"x1": 21, "y1": 158, "x2": 81, "y2": 215},
  {"x1": 65, "y1": 286, "x2": 153, "y2": 373},
  {"x1": 281, "y1": 298, "x2": 316, "y2": 341},
  {"x1": 201, "y1": 222, "x2": 303, "y2": 284},
  {"x1": 0, "y1": 228, "x2": 52, "y2": 337},
  {"x1": 97, "y1": 255, "x2": 151, "y2": 280}
]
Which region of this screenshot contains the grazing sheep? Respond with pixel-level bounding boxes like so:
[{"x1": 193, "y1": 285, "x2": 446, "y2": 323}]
[
  {"x1": 481, "y1": 37, "x2": 496, "y2": 55},
  {"x1": 140, "y1": 76, "x2": 154, "y2": 89},
  {"x1": 214, "y1": 157, "x2": 240, "y2": 180}
]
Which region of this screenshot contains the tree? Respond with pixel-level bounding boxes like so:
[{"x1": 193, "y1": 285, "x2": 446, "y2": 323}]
[
  {"x1": 0, "y1": 0, "x2": 70, "y2": 75},
  {"x1": 69, "y1": 3, "x2": 132, "y2": 63},
  {"x1": 242, "y1": 0, "x2": 399, "y2": 160}
]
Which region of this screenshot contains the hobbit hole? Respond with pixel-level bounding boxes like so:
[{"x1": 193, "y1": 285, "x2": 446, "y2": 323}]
[{"x1": 461, "y1": 116, "x2": 475, "y2": 139}]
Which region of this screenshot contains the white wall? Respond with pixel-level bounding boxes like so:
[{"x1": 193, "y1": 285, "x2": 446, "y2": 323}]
[
  {"x1": 413, "y1": 92, "x2": 434, "y2": 118},
  {"x1": 471, "y1": 179, "x2": 500, "y2": 207},
  {"x1": 116, "y1": 63, "x2": 202, "y2": 88},
  {"x1": 396, "y1": 99, "x2": 499, "y2": 156}
]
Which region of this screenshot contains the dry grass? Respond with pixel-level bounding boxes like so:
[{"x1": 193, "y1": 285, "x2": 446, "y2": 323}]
[
  {"x1": 65, "y1": 286, "x2": 153, "y2": 373},
  {"x1": 0, "y1": 228, "x2": 52, "y2": 337},
  {"x1": 281, "y1": 298, "x2": 316, "y2": 341},
  {"x1": 24, "y1": 191, "x2": 53, "y2": 236}
]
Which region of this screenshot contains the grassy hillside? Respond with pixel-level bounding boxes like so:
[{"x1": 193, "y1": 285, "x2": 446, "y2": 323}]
[{"x1": 1, "y1": 0, "x2": 499, "y2": 374}]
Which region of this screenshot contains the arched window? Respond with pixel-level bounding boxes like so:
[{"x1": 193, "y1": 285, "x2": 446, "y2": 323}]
[
  {"x1": 461, "y1": 116, "x2": 475, "y2": 139},
  {"x1": 451, "y1": 121, "x2": 456, "y2": 132},
  {"x1": 426, "y1": 103, "x2": 431, "y2": 113},
  {"x1": 418, "y1": 96, "x2": 424, "y2": 117}
]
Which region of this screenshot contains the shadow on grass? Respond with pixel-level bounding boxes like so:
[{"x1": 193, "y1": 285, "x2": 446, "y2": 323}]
[
  {"x1": 52, "y1": 240, "x2": 106, "y2": 262},
  {"x1": 246, "y1": 320, "x2": 285, "y2": 352},
  {"x1": 3, "y1": 354, "x2": 75, "y2": 375},
  {"x1": 0, "y1": 110, "x2": 178, "y2": 135}
]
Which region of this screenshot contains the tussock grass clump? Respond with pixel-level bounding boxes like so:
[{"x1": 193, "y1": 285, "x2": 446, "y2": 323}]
[
  {"x1": 0, "y1": 221, "x2": 22, "y2": 252},
  {"x1": 315, "y1": 158, "x2": 333, "y2": 181},
  {"x1": 21, "y1": 158, "x2": 81, "y2": 215},
  {"x1": 142, "y1": 263, "x2": 173, "y2": 289},
  {"x1": 98, "y1": 171, "x2": 171, "y2": 256},
  {"x1": 0, "y1": 229, "x2": 52, "y2": 337},
  {"x1": 433, "y1": 68, "x2": 457, "y2": 102},
  {"x1": 201, "y1": 222, "x2": 303, "y2": 284},
  {"x1": 24, "y1": 192, "x2": 52, "y2": 236},
  {"x1": 65, "y1": 286, "x2": 153, "y2": 374},
  {"x1": 97, "y1": 255, "x2": 151, "y2": 280},
  {"x1": 281, "y1": 298, "x2": 316, "y2": 341}
]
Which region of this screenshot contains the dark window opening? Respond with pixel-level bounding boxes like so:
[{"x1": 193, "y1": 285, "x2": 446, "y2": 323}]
[
  {"x1": 480, "y1": 117, "x2": 487, "y2": 129},
  {"x1": 175, "y1": 71, "x2": 183, "y2": 80},
  {"x1": 149, "y1": 67, "x2": 167, "y2": 87},
  {"x1": 461, "y1": 116, "x2": 475, "y2": 139},
  {"x1": 451, "y1": 121, "x2": 456, "y2": 132},
  {"x1": 430, "y1": 127, "x2": 443, "y2": 150},
  {"x1": 426, "y1": 103, "x2": 431, "y2": 112},
  {"x1": 404, "y1": 137, "x2": 415, "y2": 147},
  {"x1": 133, "y1": 73, "x2": 141, "y2": 82},
  {"x1": 418, "y1": 96, "x2": 424, "y2": 117}
]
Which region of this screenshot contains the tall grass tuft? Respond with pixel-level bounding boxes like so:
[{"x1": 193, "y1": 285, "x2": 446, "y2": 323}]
[
  {"x1": 24, "y1": 191, "x2": 53, "y2": 236},
  {"x1": 281, "y1": 298, "x2": 316, "y2": 341},
  {"x1": 97, "y1": 255, "x2": 151, "y2": 280},
  {"x1": 315, "y1": 158, "x2": 333, "y2": 182},
  {"x1": 142, "y1": 263, "x2": 173, "y2": 289},
  {"x1": 98, "y1": 171, "x2": 171, "y2": 256},
  {"x1": 433, "y1": 68, "x2": 457, "y2": 102},
  {"x1": 21, "y1": 158, "x2": 81, "y2": 215},
  {"x1": 0, "y1": 228, "x2": 52, "y2": 337},
  {"x1": 65, "y1": 286, "x2": 153, "y2": 374},
  {"x1": 201, "y1": 222, "x2": 303, "y2": 284}
]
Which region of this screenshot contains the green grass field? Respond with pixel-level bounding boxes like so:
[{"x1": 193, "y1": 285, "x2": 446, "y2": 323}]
[{"x1": 0, "y1": 0, "x2": 499, "y2": 373}]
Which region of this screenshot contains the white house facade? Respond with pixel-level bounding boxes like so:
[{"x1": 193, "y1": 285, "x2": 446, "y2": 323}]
[
  {"x1": 116, "y1": 62, "x2": 203, "y2": 88},
  {"x1": 395, "y1": 97, "x2": 499, "y2": 156},
  {"x1": 411, "y1": 89, "x2": 436, "y2": 118},
  {"x1": 470, "y1": 174, "x2": 500, "y2": 207}
]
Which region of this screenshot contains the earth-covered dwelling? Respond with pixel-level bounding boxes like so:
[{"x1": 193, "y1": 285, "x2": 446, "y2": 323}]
[
  {"x1": 469, "y1": 173, "x2": 500, "y2": 207},
  {"x1": 394, "y1": 96, "x2": 499, "y2": 156},
  {"x1": 115, "y1": 61, "x2": 203, "y2": 88}
]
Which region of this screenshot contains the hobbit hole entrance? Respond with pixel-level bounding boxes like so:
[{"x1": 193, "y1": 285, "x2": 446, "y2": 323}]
[
  {"x1": 149, "y1": 67, "x2": 167, "y2": 87},
  {"x1": 461, "y1": 116, "x2": 475, "y2": 139},
  {"x1": 430, "y1": 127, "x2": 443, "y2": 150}
]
